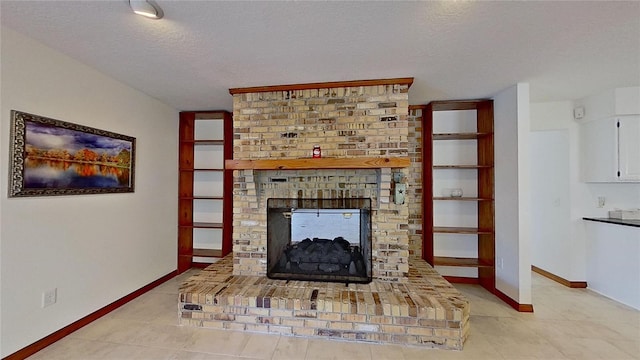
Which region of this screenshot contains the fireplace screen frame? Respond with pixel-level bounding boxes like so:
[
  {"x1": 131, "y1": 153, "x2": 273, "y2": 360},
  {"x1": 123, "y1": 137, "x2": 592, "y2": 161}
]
[{"x1": 266, "y1": 198, "x2": 372, "y2": 284}]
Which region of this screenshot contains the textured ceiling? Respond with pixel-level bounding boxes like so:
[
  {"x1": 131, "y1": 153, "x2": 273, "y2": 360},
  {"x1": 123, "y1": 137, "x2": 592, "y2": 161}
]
[{"x1": 1, "y1": 1, "x2": 639, "y2": 111}]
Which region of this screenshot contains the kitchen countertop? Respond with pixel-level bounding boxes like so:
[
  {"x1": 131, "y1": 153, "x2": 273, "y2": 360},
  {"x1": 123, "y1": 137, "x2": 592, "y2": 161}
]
[{"x1": 583, "y1": 217, "x2": 640, "y2": 228}]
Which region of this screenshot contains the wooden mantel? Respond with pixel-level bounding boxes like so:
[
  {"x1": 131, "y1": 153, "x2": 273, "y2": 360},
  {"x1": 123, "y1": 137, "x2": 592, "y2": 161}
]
[
  {"x1": 229, "y1": 78, "x2": 414, "y2": 95},
  {"x1": 225, "y1": 157, "x2": 410, "y2": 170}
]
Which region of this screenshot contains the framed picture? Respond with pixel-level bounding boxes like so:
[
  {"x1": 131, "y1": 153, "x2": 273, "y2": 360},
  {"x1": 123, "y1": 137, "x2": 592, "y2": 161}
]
[{"x1": 8, "y1": 110, "x2": 136, "y2": 197}]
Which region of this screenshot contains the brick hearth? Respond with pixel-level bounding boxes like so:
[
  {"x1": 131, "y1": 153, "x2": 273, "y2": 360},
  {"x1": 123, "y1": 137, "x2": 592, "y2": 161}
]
[{"x1": 179, "y1": 255, "x2": 470, "y2": 350}]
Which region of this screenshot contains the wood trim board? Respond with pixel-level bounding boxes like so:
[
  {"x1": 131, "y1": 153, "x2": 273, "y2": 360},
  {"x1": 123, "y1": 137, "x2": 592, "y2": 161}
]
[
  {"x1": 532, "y1": 265, "x2": 588, "y2": 288},
  {"x1": 229, "y1": 77, "x2": 414, "y2": 94},
  {"x1": 493, "y1": 288, "x2": 535, "y2": 313}
]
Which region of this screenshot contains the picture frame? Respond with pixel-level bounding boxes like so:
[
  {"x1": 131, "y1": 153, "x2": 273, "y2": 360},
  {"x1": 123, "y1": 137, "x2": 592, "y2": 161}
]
[{"x1": 8, "y1": 110, "x2": 136, "y2": 197}]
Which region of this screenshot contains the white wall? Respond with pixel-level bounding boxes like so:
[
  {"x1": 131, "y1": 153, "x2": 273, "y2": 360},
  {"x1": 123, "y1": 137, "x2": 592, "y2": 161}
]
[
  {"x1": 582, "y1": 183, "x2": 640, "y2": 217},
  {"x1": 0, "y1": 27, "x2": 179, "y2": 357},
  {"x1": 493, "y1": 83, "x2": 532, "y2": 305},
  {"x1": 530, "y1": 130, "x2": 572, "y2": 278},
  {"x1": 574, "y1": 87, "x2": 640, "y2": 121},
  {"x1": 529, "y1": 101, "x2": 588, "y2": 281}
]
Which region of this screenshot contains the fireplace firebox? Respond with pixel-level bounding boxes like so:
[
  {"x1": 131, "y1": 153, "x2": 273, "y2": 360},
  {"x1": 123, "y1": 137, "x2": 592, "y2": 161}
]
[{"x1": 267, "y1": 198, "x2": 372, "y2": 284}]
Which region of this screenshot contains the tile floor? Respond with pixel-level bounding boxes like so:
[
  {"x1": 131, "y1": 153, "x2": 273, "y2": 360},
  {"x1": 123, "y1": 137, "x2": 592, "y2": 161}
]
[{"x1": 28, "y1": 270, "x2": 639, "y2": 360}]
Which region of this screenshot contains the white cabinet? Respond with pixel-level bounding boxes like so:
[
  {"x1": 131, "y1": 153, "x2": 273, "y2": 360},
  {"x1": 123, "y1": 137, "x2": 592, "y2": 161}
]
[
  {"x1": 618, "y1": 116, "x2": 640, "y2": 180},
  {"x1": 581, "y1": 115, "x2": 640, "y2": 182}
]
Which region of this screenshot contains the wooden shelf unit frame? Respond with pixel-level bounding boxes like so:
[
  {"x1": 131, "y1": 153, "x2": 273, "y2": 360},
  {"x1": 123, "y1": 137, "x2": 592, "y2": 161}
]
[
  {"x1": 422, "y1": 100, "x2": 495, "y2": 292},
  {"x1": 178, "y1": 110, "x2": 233, "y2": 273}
]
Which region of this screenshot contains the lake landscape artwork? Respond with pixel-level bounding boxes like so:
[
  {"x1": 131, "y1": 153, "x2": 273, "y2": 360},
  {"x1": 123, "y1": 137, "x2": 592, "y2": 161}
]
[{"x1": 9, "y1": 111, "x2": 136, "y2": 197}]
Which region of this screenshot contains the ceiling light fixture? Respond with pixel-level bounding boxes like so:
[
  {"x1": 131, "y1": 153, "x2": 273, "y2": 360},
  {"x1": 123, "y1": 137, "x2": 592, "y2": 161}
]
[{"x1": 129, "y1": 0, "x2": 164, "y2": 19}]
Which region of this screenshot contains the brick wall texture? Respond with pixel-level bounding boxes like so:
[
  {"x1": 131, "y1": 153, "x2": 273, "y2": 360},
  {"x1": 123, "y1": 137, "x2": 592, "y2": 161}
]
[{"x1": 231, "y1": 83, "x2": 417, "y2": 281}]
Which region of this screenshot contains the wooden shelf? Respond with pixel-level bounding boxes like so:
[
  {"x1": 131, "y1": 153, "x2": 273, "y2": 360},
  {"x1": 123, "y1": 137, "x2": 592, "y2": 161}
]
[
  {"x1": 182, "y1": 196, "x2": 224, "y2": 200},
  {"x1": 434, "y1": 226, "x2": 494, "y2": 234},
  {"x1": 182, "y1": 140, "x2": 224, "y2": 145},
  {"x1": 433, "y1": 165, "x2": 493, "y2": 169},
  {"x1": 193, "y1": 248, "x2": 223, "y2": 258},
  {"x1": 433, "y1": 197, "x2": 493, "y2": 201},
  {"x1": 433, "y1": 132, "x2": 491, "y2": 140},
  {"x1": 190, "y1": 222, "x2": 223, "y2": 229},
  {"x1": 178, "y1": 168, "x2": 225, "y2": 172},
  {"x1": 194, "y1": 168, "x2": 224, "y2": 171},
  {"x1": 196, "y1": 140, "x2": 224, "y2": 145},
  {"x1": 433, "y1": 256, "x2": 493, "y2": 268},
  {"x1": 225, "y1": 156, "x2": 410, "y2": 170}
]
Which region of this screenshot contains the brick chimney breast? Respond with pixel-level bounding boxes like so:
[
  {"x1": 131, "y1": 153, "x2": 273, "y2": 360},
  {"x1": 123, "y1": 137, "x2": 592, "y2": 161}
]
[{"x1": 230, "y1": 79, "x2": 411, "y2": 282}]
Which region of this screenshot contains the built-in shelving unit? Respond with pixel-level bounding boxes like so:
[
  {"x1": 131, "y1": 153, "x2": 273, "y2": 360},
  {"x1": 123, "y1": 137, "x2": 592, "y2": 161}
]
[
  {"x1": 178, "y1": 110, "x2": 233, "y2": 273},
  {"x1": 422, "y1": 100, "x2": 495, "y2": 291}
]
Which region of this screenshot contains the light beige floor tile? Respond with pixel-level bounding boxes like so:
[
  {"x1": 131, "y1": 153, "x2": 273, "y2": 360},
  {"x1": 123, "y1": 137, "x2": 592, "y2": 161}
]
[
  {"x1": 27, "y1": 338, "x2": 113, "y2": 360},
  {"x1": 456, "y1": 286, "x2": 515, "y2": 318},
  {"x1": 608, "y1": 339, "x2": 640, "y2": 359},
  {"x1": 183, "y1": 328, "x2": 250, "y2": 356},
  {"x1": 468, "y1": 315, "x2": 539, "y2": 339},
  {"x1": 271, "y1": 335, "x2": 309, "y2": 360},
  {"x1": 69, "y1": 317, "x2": 138, "y2": 341},
  {"x1": 28, "y1": 337, "x2": 179, "y2": 360},
  {"x1": 305, "y1": 338, "x2": 371, "y2": 360},
  {"x1": 448, "y1": 334, "x2": 505, "y2": 360},
  {"x1": 170, "y1": 350, "x2": 252, "y2": 360},
  {"x1": 547, "y1": 337, "x2": 637, "y2": 360},
  {"x1": 526, "y1": 318, "x2": 626, "y2": 342},
  {"x1": 591, "y1": 306, "x2": 640, "y2": 330},
  {"x1": 532, "y1": 295, "x2": 594, "y2": 322},
  {"x1": 107, "y1": 292, "x2": 179, "y2": 324},
  {"x1": 484, "y1": 334, "x2": 568, "y2": 360},
  {"x1": 368, "y1": 343, "x2": 406, "y2": 360},
  {"x1": 514, "y1": 303, "x2": 565, "y2": 320},
  {"x1": 152, "y1": 270, "x2": 200, "y2": 295},
  {"x1": 106, "y1": 296, "x2": 152, "y2": 322},
  {"x1": 99, "y1": 321, "x2": 195, "y2": 349},
  {"x1": 599, "y1": 318, "x2": 640, "y2": 341},
  {"x1": 96, "y1": 343, "x2": 179, "y2": 360},
  {"x1": 401, "y1": 346, "x2": 454, "y2": 360},
  {"x1": 240, "y1": 332, "x2": 281, "y2": 359},
  {"x1": 144, "y1": 293, "x2": 183, "y2": 325},
  {"x1": 402, "y1": 333, "x2": 504, "y2": 360}
]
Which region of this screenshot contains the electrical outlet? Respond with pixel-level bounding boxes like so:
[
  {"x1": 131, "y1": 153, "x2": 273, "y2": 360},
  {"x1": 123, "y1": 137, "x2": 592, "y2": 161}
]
[
  {"x1": 597, "y1": 196, "x2": 606, "y2": 208},
  {"x1": 496, "y1": 257, "x2": 504, "y2": 270},
  {"x1": 42, "y1": 288, "x2": 57, "y2": 308}
]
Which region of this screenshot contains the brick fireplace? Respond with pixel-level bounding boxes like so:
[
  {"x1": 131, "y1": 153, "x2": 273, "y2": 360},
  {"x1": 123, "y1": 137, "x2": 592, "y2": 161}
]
[
  {"x1": 178, "y1": 79, "x2": 470, "y2": 349},
  {"x1": 228, "y1": 80, "x2": 412, "y2": 281}
]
